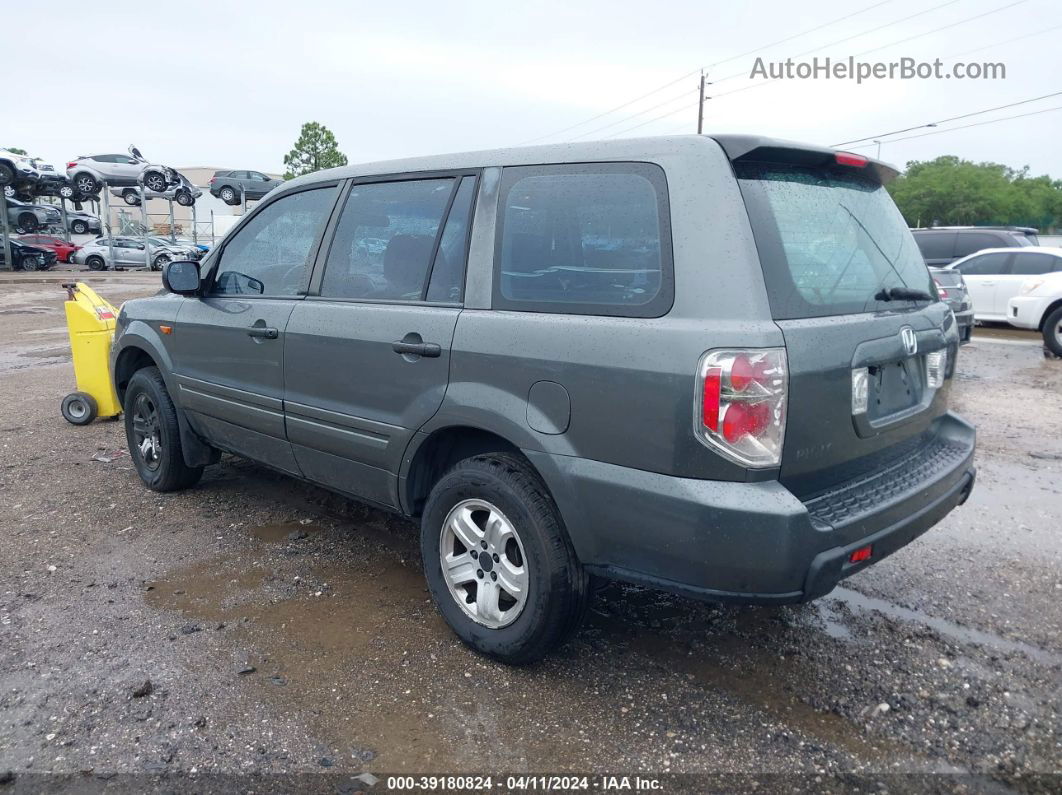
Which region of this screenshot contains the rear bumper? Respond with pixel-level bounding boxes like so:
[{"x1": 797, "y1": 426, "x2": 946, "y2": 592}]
[
  {"x1": 953, "y1": 308, "x2": 974, "y2": 344},
  {"x1": 1006, "y1": 295, "x2": 1050, "y2": 330},
  {"x1": 527, "y1": 412, "x2": 975, "y2": 604}
]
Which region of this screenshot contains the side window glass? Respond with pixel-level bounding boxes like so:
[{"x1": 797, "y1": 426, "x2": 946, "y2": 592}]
[
  {"x1": 426, "y1": 176, "x2": 477, "y2": 302},
  {"x1": 957, "y1": 253, "x2": 1009, "y2": 275},
  {"x1": 954, "y1": 233, "x2": 1005, "y2": 258},
  {"x1": 495, "y1": 164, "x2": 671, "y2": 316},
  {"x1": 1010, "y1": 253, "x2": 1056, "y2": 276},
  {"x1": 913, "y1": 232, "x2": 954, "y2": 261},
  {"x1": 212, "y1": 187, "x2": 334, "y2": 296},
  {"x1": 320, "y1": 178, "x2": 455, "y2": 301}
]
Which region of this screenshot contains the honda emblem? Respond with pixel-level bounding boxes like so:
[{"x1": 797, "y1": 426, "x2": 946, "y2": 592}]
[{"x1": 900, "y1": 326, "x2": 917, "y2": 356}]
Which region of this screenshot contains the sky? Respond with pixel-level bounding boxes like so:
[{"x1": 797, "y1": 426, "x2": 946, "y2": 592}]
[{"x1": 5, "y1": 0, "x2": 1062, "y2": 179}]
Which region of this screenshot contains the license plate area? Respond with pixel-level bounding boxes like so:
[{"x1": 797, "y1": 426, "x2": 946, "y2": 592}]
[{"x1": 868, "y1": 358, "x2": 923, "y2": 420}]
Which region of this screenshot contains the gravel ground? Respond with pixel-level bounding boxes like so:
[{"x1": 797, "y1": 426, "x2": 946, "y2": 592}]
[{"x1": 0, "y1": 275, "x2": 1059, "y2": 792}]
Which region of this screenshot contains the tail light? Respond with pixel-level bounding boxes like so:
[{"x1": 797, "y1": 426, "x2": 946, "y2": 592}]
[
  {"x1": 926, "y1": 350, "x2": 946, "y2": 389},
  {"x1": 66, "y1": 162, "x2": 77, "y2": 170},
  {"x1": 695, "y1": 349, "x2": 787, "y2": 467},
  {"x1": 933, "y1": 279, "x2": 948, "y2": 300},
  {"x1": 209, "y1": 177, "x2": 216, "y2": 184},
  {"x1": 835, "y1": 152, "x2": 868, "y2": 167}
]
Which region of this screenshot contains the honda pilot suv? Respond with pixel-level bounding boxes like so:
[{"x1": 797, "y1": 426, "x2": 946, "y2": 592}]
[{"x1": 110, "y1": 136, "x2": 976, "y2": 664}]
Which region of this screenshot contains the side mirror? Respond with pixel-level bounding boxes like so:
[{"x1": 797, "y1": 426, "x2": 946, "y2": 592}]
[{"x1": 162, "y1": 260, "x2": 200, "y2": 295}]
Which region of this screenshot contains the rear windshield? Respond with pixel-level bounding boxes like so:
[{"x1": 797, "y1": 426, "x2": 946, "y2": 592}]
[{"x1": 736, "y1": 163, "x2": 934, "y2": 319}]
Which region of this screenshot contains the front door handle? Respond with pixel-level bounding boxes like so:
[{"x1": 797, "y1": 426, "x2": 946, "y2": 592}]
[
  {"x1": 392, "y1": 340, "x2": 441, "y2": 358},
  {"x1": 247, "y1": 326, "x2": 279, "y2": 339}
]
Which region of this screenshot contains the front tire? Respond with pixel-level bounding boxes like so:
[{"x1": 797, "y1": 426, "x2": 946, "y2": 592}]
[
  {"x1": 175, "y1": 190, "x2": 194, "y2": 207},
  {"x1": 124, "y1": 367, "x2": 203, "y2": 492},
  {"x1": 122, "y1": 190, "x2": 140, "y2": 206},
  {"x1": 16, "y1": 214, "x2": 37, "y2": 234},
  {"x1": 151, "y1": 253, "x2": 170, "y2": 271},
  {"x1": 74, "y1": 173, "x2": 98, "y2": 195},
  {"x1": 19, "y1": 255, "x2": 40, "y2": 271},
  {"x1": 0, "y1": 162, "x2": 14, "y2": 186},
  {"x1": 1043, "y1": 305, "x2": 1062, "y2": 357},
  {"x1": 86, "y1": 255, "x2": 106, "y2": 271},
  {"x1": 421, "y1": 453, "x2": 589, "y2": 665}
]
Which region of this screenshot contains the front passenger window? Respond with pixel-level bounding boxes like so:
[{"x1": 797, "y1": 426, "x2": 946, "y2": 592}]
[{"x1": 212, "y1": 187, "x2": 334, "y2": 296}]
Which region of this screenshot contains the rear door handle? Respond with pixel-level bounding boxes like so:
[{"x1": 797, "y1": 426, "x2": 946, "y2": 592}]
[
  {"x1": 392, "y1": 340, "x2": 441, "y2": 358},
  {"x1": 247, "y1": 326, "x2": 279, "y2": 339}
]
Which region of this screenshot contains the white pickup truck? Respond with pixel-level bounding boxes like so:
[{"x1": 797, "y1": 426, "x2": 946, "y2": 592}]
[{"x1": 1008, "y1": 270, "x2": 1062, "y2": 356}]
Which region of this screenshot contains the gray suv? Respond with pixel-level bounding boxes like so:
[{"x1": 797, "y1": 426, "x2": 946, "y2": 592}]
[{"x1": 110, "y1": 136, "x2": 976, "y2": 663}]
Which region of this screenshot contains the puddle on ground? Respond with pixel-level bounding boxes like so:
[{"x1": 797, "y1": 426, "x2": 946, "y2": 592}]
[
  {"x1": 145, "y1": 538, "x2": 457, "y2": 770},
  {"x1": 248, "y1": 520, "x2": 327, "y2": 543},
  {"x1": 585, "y1": 598, "x2": 927, "y2": 768},
  {"x1": 829, "y1": 586, "x2": 1062, "y2": 667}
]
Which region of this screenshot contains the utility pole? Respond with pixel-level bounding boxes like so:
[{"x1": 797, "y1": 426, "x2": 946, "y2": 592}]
[
  {"x1": 874, "y1": 139, "x2": 882, "y2": 159},
  {"x1": 697, "y1": 71, "x2": 706, "y2": 134}
]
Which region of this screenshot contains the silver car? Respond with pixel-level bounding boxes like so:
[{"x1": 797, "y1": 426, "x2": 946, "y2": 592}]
[
  {"x1": 71, "y1": 236, "x2": 201, "y2": 271},
  {"x1": 109, "y1": 173, "x2": 202, "y2": 208},
  {"x1": 5, "y1": 198, "x2": 61, "y2": 233},
  {"x1": 66, "y1": 146, "x2": 180, "y2": 197}
]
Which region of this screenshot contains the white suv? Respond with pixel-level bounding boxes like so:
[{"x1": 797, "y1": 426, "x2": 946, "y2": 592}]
[
  {"x1": 66, "y1": 146, "x2": 179, "y2": 197},
  {"x1": 1007, "y1": 263, "x2": 1062, "y2": 356}
]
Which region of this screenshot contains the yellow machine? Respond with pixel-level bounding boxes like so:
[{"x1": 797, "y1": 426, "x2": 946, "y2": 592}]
[{"x1": 61, "y1": 282, "x2": 122, "y2": 425}]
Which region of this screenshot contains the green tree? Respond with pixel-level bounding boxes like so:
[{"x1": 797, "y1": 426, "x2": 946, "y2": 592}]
[
  {"x1": 887, "y1": 156, "x2": 1062, "y2": 230},
  {"x1": 282, "y1": 122, "x2": 348, "y2": 179},
  {"x1": 6, "y1": 147, "x2": 27, "y2": 155}
]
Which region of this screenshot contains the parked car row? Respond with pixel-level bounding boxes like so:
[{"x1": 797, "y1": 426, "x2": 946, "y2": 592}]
[
  {"x1": 71, "y1": 236, "x2": 204, "y2": 271},
  {"x1": 912, "y1": 225, "x2": 1062, "y2": 351},
  {"x1": 4, "y1": 197, "x2": 101, "y2": 235},
  {"x1": 0, "y1": 238, "x2": 58, "y2": 271}
]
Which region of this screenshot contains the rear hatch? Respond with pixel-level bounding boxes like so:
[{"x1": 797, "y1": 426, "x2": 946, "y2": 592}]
[{"x1": 722, "y1": 139, "x2": 956, "y2": 499}]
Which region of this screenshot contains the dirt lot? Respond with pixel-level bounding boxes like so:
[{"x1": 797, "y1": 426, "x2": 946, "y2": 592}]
[{"x1": 1, "y1": 273, "x2": 1060, "y2": 791}]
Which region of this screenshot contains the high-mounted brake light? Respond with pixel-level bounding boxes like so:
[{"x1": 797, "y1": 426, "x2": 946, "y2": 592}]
[
  {"x1": 695, "y1": 349, "x2": 787, "y2": 467},
  {"x1": 835, "y1": 152, "x2": 868, "y2": 167}
]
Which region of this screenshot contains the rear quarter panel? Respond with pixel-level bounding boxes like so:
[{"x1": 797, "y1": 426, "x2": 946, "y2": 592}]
[{"x1": 431, "y1": 138, "x2": 783, "y2": 481}]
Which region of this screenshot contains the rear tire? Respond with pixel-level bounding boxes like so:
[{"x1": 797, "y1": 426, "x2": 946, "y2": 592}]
[
  {"x1": 175, "y1": 190, "x2": 194, "y2": 207},
  {"x1": 71, "y1": 220, "x2": 88, "y2": 235},
  {"x1": 124, "y1": 366, "x2": 203, "y2": 492},
  {"x1": 142, "y1": 171, "x2": 167, "y2": 193},
  {"x1": 421, "y1": 453, "x2": 589, "y2": 665},
  {"x1": 16, "y1": 214, "x2": 37, "y2": 233},
  {"x1": 61, "y1": 392, "x2": 97, "y2": 425},
  {"x1": 219, "y1": 186, "x2": 236, "y2": 204},
  {"x1": 0, "y1": 162, "x2": 14, "y2": 186},
  {"x1": 122, "y1": 190, "x2": 140, "y2": 206},
  {"x1": 1043, "y1": 305, "x2": 1062, "y2": 357}
]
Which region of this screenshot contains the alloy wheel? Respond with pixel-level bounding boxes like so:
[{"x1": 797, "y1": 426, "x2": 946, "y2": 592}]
[
  {"x1": 439, "y1": 498, "x2": 529, "y2": 629},
  {"x1": 131, "y1": 393, "x2": 162, "y2": 471}
]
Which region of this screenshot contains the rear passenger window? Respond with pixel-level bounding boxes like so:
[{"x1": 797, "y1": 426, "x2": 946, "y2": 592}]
[
  {"x1": 1010, "y1": 252, "x2": 1059, "y2": 275},
  {"x1": 320, "y1": 178, "x2": 458, "y2": 301},
  {"x1": 494, "y1": 163, "x2": 673, "y2": 317}
]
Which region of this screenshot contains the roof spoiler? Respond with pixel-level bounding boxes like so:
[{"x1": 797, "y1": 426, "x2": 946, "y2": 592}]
[{"x1": 709, "y1": 134, "x2": 899, "y2": 185}]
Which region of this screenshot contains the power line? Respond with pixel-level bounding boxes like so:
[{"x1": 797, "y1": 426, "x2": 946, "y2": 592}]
[
  {"x1": 516, "y1": 0, "x2": 894, "y2": 145},
  {"x1": 833, "y1": 90, "x2": 1062, "y2": 146},
  {"x1": 845, "y1": 104, "x2": 1062, "y2": 147},
  {"x1": 569, "y1": 87, "x2": 701, "y2": 141}
]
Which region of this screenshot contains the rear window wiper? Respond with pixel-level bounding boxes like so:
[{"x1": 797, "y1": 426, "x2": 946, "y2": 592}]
[{"x1": 874, "y1": 286, "x2": 934, "y2": 302}]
